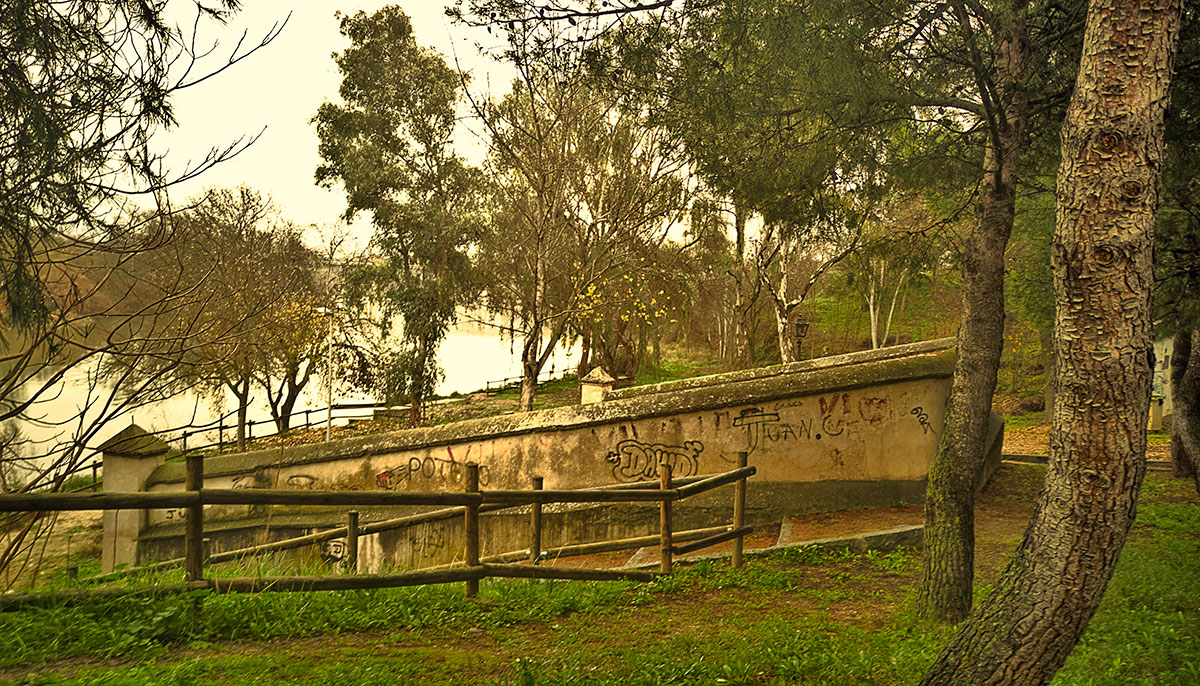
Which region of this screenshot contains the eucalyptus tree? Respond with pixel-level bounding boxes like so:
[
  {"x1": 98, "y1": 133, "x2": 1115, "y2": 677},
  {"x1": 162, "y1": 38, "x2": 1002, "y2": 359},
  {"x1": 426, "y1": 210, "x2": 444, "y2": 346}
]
[
  {"x1": 474, "y1": 38, "x2": 689, "y2": 411},
  {"x1": 314, "y1": 6, "x2": 482, "y2": 424},
  {"x1": 841, "y1": 196, "x2": 945, "y2": 350},
  {"x1": 610, "y1": 0, "x2": 895, "y2": 365}
]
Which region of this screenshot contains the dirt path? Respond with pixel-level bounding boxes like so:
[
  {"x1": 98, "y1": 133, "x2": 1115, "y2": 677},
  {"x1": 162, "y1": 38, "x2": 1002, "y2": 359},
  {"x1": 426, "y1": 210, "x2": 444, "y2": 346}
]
[
  {"x1": 1, "y1": 509, "x2": 101, "y2": 589},
  {"x1": 1004, "y1": 421, "x2": 1173, "y2": 461}
]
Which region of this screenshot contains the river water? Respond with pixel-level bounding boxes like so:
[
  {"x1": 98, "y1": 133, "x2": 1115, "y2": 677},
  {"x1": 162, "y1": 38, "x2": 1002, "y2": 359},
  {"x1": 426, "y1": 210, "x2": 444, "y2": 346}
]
[{"x1": 4, "y1": 322, "x2": 576, "y2": 474}]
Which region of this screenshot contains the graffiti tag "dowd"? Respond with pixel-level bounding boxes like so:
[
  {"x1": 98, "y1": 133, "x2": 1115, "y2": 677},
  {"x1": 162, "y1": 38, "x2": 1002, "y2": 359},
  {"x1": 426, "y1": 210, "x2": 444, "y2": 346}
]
[{"x1": 605, "y1": 439, "x2": 703, "y2": 481}]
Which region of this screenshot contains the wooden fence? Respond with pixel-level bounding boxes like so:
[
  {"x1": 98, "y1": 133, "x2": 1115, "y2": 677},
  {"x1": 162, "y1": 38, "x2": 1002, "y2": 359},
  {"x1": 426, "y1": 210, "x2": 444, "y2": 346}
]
[{"x1": 0, "y1": 453, "x2": 754, "y2": 610}]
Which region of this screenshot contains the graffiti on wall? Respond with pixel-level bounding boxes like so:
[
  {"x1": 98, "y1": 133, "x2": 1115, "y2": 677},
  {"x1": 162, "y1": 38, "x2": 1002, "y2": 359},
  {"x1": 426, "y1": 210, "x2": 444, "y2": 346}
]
[
  {"x1": 376, "y1": 451, "x2": 491, "y2": 490},
  {"x1": 605, "y1": 439, "x2": 703, "y2": 481},
  {"x1": 321, "y1": 538, "x2": 346, "y2": 565},
  {"x1": 733, "y1": 407, "x2": 809, "y2": 453},
  {"x1": 286, "y1": 474, "x2": 319, "y2": 490},
  {"x1": 409, "y1": 521, "x2": 449, "y2": 559},
  {"x1": 910, "y1": 407, "x2": 933, "y2": 434},
  {"x1": 729, "y1": 394, "x2": 899, "y2": 455}
]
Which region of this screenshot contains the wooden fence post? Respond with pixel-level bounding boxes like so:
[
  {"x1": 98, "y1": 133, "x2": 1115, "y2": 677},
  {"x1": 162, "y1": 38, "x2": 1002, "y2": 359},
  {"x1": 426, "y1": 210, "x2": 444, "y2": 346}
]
[
  {"x1": 530, "y1": 476, "x2": 543, "y2": 564},
  {"x1": 346, "y1": 510, "x2": 359, "y2": 573},
  {"x1": 465, "y1": 463, "x2": 480, "y2": 598},
  {"x1": 660, "y1": 463, "x2": 672, "y2": 574},
  {"x1": 218, "y1": 418, "x2": 224, "y2": 455},
  {"x1": 733, "y1": 451, "x2": 747, "y2": 569},
  {"x1": 184, "y1": 453, "x2": 204, "y2": 582},
  {"x1": 91, "y1": 463, "x2": 99, "y2": 492}
]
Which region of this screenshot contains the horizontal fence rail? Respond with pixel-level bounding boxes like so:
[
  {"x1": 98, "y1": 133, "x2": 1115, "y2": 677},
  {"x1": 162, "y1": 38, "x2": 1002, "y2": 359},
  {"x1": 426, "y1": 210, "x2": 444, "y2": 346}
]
[{"x1": 0, "y1": 452, "x2": 756, "y2": 611}]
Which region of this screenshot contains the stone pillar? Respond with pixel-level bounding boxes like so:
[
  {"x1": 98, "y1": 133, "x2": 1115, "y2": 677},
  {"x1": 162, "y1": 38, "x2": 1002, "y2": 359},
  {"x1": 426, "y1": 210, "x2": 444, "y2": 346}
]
[
  {"x1": 100, "y1": 424, "x2": 170, "y2": 573},
  {"x1": 579, "y1": 367, "x2": 615, "y2": 404}
]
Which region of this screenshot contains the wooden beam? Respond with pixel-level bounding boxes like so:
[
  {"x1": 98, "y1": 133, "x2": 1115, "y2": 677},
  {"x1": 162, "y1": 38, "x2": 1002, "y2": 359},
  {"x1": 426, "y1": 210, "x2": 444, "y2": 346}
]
[
  {"x1": 481, "y1": 489, "x2": 676, "y2": 504},
  {"x1": 482, "y1": 525, "x2": 731, "y2": 564},
  {"x1": 675, "y1": 466, "x2": 756, "y2": 499},
  {"x1": 0, "y1": 492, "x2": 199, "y2": 512},
  {"x1": 208, "y1": 568, "x2": 483, "y2": 593},
  {"x1": 184, "y1": 454, "x2": 204, "y2": 582},
  {"x1": 671, "y1": 525, "x2": 755, "y2": 556},
  {"x1": 202, "y1": 489, "x2": 482, "y2": 507},
  {"x1": 482, "y1": 563, "x2": 656, "y2": 583},
  {"x1": 464, "y1": 463, "x2": 480, "y2": 598},
  {"x1": 733, "y1": 452, "x2": 748, "y2": 568}
]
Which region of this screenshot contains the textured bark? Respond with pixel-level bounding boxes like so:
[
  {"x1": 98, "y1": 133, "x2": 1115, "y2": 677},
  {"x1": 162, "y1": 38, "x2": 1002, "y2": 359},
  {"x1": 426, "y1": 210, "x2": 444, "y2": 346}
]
[
  {"x1": 921, "y1": 0, "x2": 1183, "y2": 682},
  {"x1": 919, "y1": 2, "x2": 1029, "y2": 623},
  {"x1": 232, "y1": 376, "x2": 251, "y2": 452},
  {"x1": 1171, "y1": 330, "x2": 1200, "y2": 492},
  {"x1": 732, "y1": 205, "x2": 754, "y2": 367}
]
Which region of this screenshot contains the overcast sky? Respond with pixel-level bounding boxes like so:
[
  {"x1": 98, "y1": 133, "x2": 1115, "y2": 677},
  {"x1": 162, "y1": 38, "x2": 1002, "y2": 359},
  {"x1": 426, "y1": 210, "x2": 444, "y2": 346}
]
[{"x1": 155, "y1": 2, "x2": 513, "y2": 248}]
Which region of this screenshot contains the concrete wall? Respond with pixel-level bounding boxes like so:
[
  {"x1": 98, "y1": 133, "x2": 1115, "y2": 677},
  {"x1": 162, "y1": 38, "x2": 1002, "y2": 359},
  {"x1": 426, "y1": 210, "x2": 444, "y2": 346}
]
[
  {"x1": 121, "y1": 339, "x2": 987, "y2": 572},
  {"x1": 99, "y1": 425, "x2": 169, "y2": 572}
]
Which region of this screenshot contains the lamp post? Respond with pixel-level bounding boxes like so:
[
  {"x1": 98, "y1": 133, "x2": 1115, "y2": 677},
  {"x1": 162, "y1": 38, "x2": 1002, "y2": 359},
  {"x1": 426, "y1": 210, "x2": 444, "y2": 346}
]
[{"x1": 792, "y1": 312, "x2": 810, "y2": 360}]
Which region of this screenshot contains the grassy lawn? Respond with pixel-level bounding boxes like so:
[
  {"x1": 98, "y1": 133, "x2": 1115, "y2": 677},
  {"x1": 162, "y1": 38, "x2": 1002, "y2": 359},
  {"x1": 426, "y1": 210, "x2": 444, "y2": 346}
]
[{"x1": 3, "y1": 465, "x2": 1197, "y2": 685}]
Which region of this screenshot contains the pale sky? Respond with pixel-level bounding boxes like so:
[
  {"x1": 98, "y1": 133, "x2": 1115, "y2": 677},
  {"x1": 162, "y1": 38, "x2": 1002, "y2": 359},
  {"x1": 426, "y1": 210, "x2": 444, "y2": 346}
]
[{"x1": 155, "y1": 1, "x2": 514, "y2": 249}]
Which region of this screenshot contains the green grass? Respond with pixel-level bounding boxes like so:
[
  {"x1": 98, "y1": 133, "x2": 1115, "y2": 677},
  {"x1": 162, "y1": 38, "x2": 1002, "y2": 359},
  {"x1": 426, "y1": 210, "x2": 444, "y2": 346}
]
[
  {"x1": 1147, "y1": 430, "x2": 1172, "y2": 447},
  {"x1": 0, "y1": 568, "x2": 636, "y2": 670},
  {"x1": 1003, "y1": 410, "x2": 1047, "y2": 428},
  {"x1": 632, "y1": 346, "x2": 724, "y2": 386},
  {"x1": 1053, "y1": 503, "x2": 1200, "y2": 686}
]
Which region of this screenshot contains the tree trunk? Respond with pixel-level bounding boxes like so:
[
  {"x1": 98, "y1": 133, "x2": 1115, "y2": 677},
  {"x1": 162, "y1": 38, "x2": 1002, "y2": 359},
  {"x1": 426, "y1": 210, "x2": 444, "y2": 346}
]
[
  {"x1": 234, "y1": 377, "x2": 251, "y2": 452},
  {"x1": 732, "y1": 203, "x2": 753, "y2": 367},
  {"x1": 775, "y1": 304, "x2": 798, "y2": 363},
  {"x1": 919, "y1": 4, "x2": 1029, "y2": 623},
  {"x1": 276, "y1": 383, "x2": 296, "y2": 434},
  {"x1": 1171, "y1": 329, "x2": 1200, "y2": 491},
  {"x1": 576, "y1": 327, "x2": 592, "y2": 378},
  {"x1": 410, "y1": 330, "x2": 430, "y2": 426},
  {"x1": 519, "y1": 358, "x2": 537, "y2": 411},
  {"x1": 269, "y1": 359, "x2": 311, "y2": 435},
  {"x1": 921, "y1": 0, "x2": 1182, "y2": 681},
  {"x1": 519, "y1": 327, "x2": 541, "y2": 412},
  {"x1": 772, "y1": 240, "x2": 799, "y2": 364}
]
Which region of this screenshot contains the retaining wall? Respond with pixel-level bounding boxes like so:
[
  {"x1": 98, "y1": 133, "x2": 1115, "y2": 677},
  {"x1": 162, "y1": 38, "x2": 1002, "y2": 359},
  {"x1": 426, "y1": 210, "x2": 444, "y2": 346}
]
[{"x1": 108, "y1": 339, "x2": 1003, "y2": 573}]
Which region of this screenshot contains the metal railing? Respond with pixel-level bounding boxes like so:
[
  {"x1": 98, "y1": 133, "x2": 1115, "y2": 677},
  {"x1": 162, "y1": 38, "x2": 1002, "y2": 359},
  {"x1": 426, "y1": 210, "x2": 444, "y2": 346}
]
[{"x1": 482, "y1": 366, "x2": 574, "y2": 393}]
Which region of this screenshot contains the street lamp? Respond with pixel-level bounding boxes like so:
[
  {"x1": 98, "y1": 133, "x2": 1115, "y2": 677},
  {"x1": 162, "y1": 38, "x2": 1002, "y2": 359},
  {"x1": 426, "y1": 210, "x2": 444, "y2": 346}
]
[{"x1": 793, "y1": 312, "x2": 810, "y2": 358}]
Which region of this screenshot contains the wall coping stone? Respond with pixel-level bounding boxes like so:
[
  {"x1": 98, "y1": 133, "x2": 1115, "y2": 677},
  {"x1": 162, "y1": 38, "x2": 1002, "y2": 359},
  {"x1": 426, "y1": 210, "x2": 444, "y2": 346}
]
[
  {"x1": 147, "y1": 338, "x2": 956, "y2": 487},
  {"x1": 607, "y1": 337, "x2": 955, "y2": 401}
]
